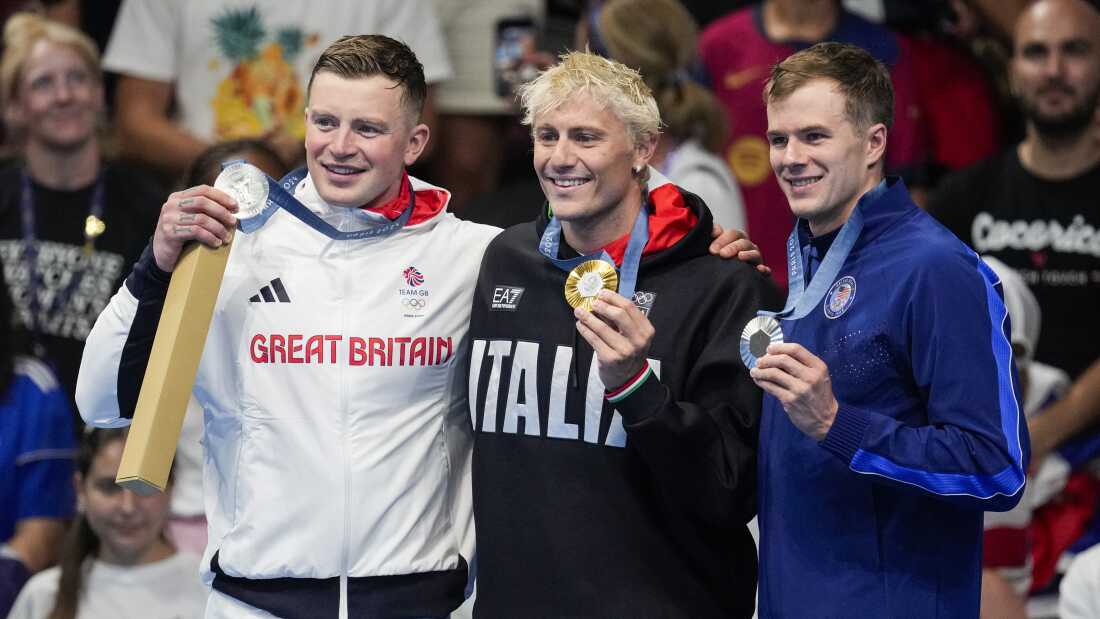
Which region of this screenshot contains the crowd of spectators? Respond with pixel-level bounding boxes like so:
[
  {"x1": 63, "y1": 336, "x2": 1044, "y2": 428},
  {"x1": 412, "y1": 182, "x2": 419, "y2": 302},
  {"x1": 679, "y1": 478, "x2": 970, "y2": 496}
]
[{"x1": 0, "y1": 0, "x2": 1096, "y2": 617}]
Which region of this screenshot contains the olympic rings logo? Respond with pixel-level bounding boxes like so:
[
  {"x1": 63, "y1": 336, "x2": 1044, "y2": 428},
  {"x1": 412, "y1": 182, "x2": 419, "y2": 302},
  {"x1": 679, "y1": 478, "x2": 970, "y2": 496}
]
[
  {"x1": 402, "y1": 298, "x2": 427, "y2": 309},
  {"x1": 633, "y1": 291, "x2": 656, "y2": 306}
]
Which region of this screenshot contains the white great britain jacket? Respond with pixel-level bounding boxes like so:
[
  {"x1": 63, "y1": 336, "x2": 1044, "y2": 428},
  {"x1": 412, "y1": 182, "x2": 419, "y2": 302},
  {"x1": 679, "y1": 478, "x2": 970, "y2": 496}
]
[{"x1": 76, "y1": 172, "x2": 500, "y2": 618}]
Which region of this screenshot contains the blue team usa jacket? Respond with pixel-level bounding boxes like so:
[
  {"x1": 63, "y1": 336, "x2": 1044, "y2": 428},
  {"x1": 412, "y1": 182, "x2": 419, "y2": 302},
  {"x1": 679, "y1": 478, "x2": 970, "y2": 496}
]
[{"x1": 758, "y1": 179, "x2": 1028, "y2": 618}]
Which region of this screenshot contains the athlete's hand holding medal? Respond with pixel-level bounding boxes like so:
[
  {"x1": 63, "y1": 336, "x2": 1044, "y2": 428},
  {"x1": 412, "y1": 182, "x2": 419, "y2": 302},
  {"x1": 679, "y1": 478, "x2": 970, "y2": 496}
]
[
  {"x1": 558, "y1": 209, "x2": 768, "y2": 391},
  {"x1": 741, "y1": 203, "x2": 869, "y2": 441},
  {"x1": 750, "y1": 342, "x2": 839, "y2": 441},
  {"x1": 567, "y1": 260, "x2": 655, "y2": 391},
  {"x1": 152, "y1": 162, "x2": 269, "y2": 272},
  {"x1": 744, "y1": 315, "x2": 839, "y2": 441}
]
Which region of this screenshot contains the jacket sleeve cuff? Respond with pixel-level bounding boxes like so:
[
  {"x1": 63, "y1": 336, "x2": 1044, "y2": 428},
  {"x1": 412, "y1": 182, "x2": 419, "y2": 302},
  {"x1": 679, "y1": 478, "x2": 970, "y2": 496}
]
[
  {"x1": 605, "y1": 363, "x2": 651, "y2": 400},
  {"x1": 819, "y1": 404, "x2": 873, "y2": 463},
  {"x1": 607, "y1": 364, "x2": 664, "y2": 424},
  {"x1": 123, "y1": 241, "x2": 171, "y2": 300}
]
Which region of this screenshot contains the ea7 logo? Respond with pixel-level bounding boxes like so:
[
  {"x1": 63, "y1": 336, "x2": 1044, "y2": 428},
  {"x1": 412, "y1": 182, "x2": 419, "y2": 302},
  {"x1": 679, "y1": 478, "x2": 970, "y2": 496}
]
[{"x1": 491, "y1": 286, "x2": 525, "y2": 311}]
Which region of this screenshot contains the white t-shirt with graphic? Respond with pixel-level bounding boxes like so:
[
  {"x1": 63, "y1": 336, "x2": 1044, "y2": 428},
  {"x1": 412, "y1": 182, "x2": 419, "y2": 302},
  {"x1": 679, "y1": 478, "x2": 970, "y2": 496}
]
[{"x1": 103, "y1": 0, "x2": 453, "y2": 142}]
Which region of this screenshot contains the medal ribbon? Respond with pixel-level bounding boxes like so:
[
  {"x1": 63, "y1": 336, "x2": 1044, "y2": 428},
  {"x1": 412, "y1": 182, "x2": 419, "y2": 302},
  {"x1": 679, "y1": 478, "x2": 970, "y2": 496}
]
[
  {"x1": 760, "y1": 180, "x2": 889, "y2": 321},
  {"x1": 741, "y1": 184, "x2": 889, "y2": 368},
  {"x1": 538, "y1": 200, "x2": 649, "y2": 301},
  {"x1": 20, "y1": 170, "x2": 106, "y2": 349},
  {"x1": 759, "y1": 207, "x2": 864, "y2": 322},
  {"x1": 236, "y1": 165, "x2": 413, "y2": 240}
]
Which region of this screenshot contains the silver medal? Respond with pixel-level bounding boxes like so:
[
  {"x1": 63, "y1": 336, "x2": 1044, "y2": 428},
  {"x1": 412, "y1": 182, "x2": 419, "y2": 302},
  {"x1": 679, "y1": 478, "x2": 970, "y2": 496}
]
[
  {"x1": 214, "y1": 162, "x2": 270, "y2": 222},
  {"x1": 740, "y1": 315, "x2": 784, "y2": 369}
]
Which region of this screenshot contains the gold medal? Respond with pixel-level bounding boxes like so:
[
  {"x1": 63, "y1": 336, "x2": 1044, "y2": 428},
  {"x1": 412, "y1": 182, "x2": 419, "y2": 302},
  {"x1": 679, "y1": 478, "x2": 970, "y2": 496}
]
[{"x1": 564, "y1": 259, "x2": 618, "y2": 310}]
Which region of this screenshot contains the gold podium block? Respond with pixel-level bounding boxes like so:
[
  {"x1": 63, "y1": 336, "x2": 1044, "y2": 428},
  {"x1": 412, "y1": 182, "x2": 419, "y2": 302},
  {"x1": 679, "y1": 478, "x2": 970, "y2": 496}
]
[{"x1": 115, "y1": 242, "x2": 231, "y2": 494}]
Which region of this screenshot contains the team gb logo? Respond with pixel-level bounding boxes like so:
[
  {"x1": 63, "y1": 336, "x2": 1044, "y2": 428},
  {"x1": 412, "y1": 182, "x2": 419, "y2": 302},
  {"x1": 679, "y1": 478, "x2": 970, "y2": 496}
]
[{"x1": 403, "y1": 266, "x2": 425, "y2": 287}]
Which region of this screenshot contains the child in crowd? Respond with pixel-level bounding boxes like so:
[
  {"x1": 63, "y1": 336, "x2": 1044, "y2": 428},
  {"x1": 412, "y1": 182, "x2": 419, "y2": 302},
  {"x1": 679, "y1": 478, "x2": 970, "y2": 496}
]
[{"x1": 7, "y1": 428, "x2": 206, "y2": 619}]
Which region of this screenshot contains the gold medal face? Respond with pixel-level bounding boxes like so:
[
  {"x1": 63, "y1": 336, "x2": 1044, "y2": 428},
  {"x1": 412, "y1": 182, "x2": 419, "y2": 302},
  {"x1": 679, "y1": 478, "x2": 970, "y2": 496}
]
[
  {"x1": 84, "y1": 214, "x2": 106, "y2": 240},
  {"x1": 564, "y1": 259, "x2": 618, "y2": 310}
]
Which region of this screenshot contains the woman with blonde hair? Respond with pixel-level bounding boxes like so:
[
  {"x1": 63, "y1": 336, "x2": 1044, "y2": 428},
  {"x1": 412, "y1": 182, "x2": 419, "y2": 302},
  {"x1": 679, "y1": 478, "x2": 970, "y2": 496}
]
[
  {"x1": 589, "y1": 0, "x2": 747, "y2": 232},
  {"x1": 0, "y1": 13, "x2": 161, "y2": 403}
]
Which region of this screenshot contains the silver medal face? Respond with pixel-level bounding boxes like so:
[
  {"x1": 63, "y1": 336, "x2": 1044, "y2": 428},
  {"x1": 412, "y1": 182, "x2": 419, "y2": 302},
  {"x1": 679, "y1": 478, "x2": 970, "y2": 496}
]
[
  {"x1": 214, "y1": 162, "x2": 269, "y2": 221},
  {"x1": 740, "y1": 315, "x2": 784, "y2": 369}
]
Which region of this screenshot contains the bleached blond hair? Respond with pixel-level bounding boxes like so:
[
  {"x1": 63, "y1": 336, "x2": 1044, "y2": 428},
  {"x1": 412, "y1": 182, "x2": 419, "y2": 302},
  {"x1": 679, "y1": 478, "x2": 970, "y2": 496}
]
[
  {"x1": 518, "y1": 51, "x2": 661, "y2": 146},
  {"x1": 1, "y1": 13, "x2": 101, "y2": 110}
]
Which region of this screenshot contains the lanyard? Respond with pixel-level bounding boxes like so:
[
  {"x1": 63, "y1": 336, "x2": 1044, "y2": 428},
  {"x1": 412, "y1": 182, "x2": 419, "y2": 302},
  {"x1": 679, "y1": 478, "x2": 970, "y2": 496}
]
[
  {"x1": 20, "y1": 170, "x2": 105, "y2": 246},
  {"x1": 766, "y1": 207, "x2": 862, "y2": 322},
  {"x1": 538, "y1": 199, "x2": 649, "y2": 301},
  {"x1": 19, "y1": 170, "x2": 106, "y2": 345},
  {"x1": 241, "y1": 166, "x2": 414, "y2": 239},
  {"x1": 759, "y1": 182, "x2": 892, "y2": 322}
]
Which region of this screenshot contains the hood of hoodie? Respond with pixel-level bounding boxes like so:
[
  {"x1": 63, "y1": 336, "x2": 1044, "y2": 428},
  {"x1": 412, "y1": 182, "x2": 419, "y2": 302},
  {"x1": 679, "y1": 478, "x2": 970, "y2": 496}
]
[{"x1": 535, "y1": 169, "x2": 714, "y2": 270}]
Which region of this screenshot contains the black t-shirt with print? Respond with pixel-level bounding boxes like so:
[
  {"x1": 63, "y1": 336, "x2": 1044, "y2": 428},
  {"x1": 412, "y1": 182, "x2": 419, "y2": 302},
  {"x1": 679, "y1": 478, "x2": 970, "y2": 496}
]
[
  {"x1": 928, "y1": 149, "x2": 1100, "y2": 379},
  {"x1": 0, "y1": 162, "x2": 163, "y2": 403}
]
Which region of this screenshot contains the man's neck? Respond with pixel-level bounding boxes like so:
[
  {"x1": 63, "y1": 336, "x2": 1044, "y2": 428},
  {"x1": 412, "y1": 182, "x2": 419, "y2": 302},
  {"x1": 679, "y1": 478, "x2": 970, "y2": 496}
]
[
  {"x1": 763, "y1": 0, "x2": 839, "y2": 41},
  {"x1": 25, "y1": 140, "x2": 99, "y2": 190},
  {"x1": 1018, "y1": 126, "x2": 1100, "y2": 181},
  {"x1": 807, "y1": 174, "x2": 882, "y2": 237},
  {"x1": 560, "y1": 190, "x2": 644, "y2": 256},
  {"x1": 360, "y1": 178, "x2": 402, "y2": 211}
]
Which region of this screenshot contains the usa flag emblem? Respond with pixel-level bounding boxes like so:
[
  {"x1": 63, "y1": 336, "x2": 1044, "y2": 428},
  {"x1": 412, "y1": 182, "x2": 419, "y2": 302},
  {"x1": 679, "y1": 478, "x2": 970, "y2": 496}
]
[
  {"x1": 403, "y1": 267, "x2": 425, "y2": 287},
  {"x1": 824, "y1": 275, "x2": 856, "y2": 319}
]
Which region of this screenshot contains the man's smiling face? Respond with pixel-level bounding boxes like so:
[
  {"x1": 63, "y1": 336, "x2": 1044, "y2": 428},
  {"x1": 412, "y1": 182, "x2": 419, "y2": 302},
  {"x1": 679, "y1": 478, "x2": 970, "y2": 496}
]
[
  {"x1": 304, "y1": 72, "x2": 427, "y2": 208},
  {"x1": 532, "y1": 92, "x2": 648, "y2": 226},
  {"x1": 767, "y1": 78, "x2": 883, "y2": 234}
]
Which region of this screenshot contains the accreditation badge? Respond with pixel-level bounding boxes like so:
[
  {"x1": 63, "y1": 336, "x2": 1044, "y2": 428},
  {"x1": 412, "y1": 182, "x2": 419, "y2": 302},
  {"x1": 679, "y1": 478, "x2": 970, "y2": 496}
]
[
  {"x1": 740, "y1": 315, "x2": 783, "y2": 369},
  {"x1": 564, "y1": 259, "x2": 618, "y2": 311},
  {"x1": 215, "y1": 162, "x2": 270, "y2": 223}
]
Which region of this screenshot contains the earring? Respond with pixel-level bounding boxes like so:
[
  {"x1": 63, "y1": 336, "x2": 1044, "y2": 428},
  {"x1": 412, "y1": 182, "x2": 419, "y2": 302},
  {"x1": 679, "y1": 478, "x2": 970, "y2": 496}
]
[{"x1": 632, "y1": 165, "x2": 642, "y2": 175}]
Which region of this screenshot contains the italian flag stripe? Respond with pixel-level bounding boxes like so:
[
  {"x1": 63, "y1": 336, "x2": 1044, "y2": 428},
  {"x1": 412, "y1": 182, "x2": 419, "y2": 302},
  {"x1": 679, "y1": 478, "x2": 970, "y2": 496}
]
[{"x1": 606, "y1": 364, "x2": 653, "y2": 403}]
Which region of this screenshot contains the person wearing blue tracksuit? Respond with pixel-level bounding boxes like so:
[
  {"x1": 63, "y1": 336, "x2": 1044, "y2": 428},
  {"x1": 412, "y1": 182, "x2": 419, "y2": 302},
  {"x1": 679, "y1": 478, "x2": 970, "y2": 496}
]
[{"x1": 750, "y1": 42, "x2": 1028, "y2": 618}]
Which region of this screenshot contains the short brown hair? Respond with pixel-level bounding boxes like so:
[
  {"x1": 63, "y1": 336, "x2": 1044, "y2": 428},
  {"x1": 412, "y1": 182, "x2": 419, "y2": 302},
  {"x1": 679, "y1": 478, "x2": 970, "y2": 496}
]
[
  {"x1": 307, "y1": 35, "x2": 426, "y2": 119},
  {"x1": 764, "y1": 42, "x2": 893, "y2": 132}
]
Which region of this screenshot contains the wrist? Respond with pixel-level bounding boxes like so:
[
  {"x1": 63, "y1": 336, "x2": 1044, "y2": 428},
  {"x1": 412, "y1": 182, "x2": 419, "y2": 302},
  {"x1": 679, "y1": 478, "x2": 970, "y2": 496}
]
[
  {"x1": 816, "y1": 398, "x2": 839, "y2": 440},
  {"x1": 152, "y1": 244, "x2": 176, "y2": 273},
  {"x1": 605, "y1": 362, "x2": 652, "y2": 403},
  {"x1": 819, "y1": 404, "x2": 873, "y2": 462},
  {"x1": 125, "y1": 241, "x2": 173, "y2": 299}
]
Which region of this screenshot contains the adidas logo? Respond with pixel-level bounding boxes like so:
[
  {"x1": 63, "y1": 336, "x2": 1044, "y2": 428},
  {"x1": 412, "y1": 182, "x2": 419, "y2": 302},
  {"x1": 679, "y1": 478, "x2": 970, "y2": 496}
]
[{"x1": 249, "y1": 278, "x2": 291, "y2": 303}]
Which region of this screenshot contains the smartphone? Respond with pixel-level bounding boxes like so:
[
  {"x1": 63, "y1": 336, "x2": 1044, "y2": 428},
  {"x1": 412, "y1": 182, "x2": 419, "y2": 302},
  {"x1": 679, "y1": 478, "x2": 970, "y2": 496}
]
[{"x1": 494, "y1": 17, "x2": 539, "y2": 98}]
